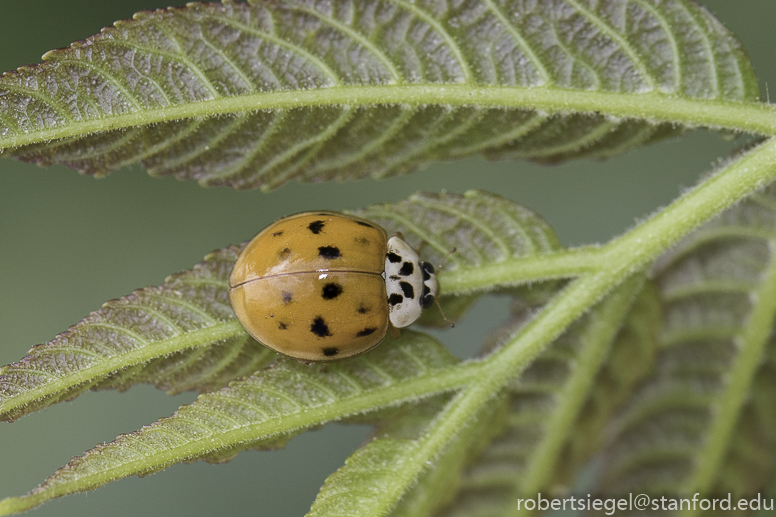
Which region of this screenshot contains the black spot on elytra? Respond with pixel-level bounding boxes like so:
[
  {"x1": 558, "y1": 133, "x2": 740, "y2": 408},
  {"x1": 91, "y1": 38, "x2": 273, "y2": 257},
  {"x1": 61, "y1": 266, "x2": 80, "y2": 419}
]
[
  {"x1": 319, "y1": 246, "x2": 341, "y2": 259},
  {"x1": 311, "y1": 317, "x2": 332, "y2": 337},
  {"x1": 400, "y1": 281, "x2": 415, "y2": 299},
  {"x1": 356, "y1": 221, "x2": 374, "y2": 228},
  {"x1": 357, "y1": 304, "x2": 371, "y2": 315},
  {"x1": 356, "y1": 327, "x2": 377, "y2": 337},
  {"x1": 308, "y1": 220, "x2": 325, "y2": 234},
  {"x1": 271, "y1": 231, "x2": 284, "y2": 237},
  {"x1": 399, "y1": 261, "x2": 414, "y2": 276},
  {"x1": 278, "y1": 248, "x2": 291, "y2": 261},
  {"x1": 354, "y1": 237, "x2": 370, "y2": 246},
  {"x1": 388, "y1": 293, "x2": 403, "y2": 306},
  {"x1": 322, "y1": 282, "x2": 343, "y2": 300},
  {"x1": 323, "y1": 347, "x2": 339, "y2": 356},
  {"x1": 278, "y1": 322, "x2": 288, "y2": 330},
  {"x1": 282, "y1": 291, "x2": 293, "y2": 304},
  {"x1": 387, "y1": 252, "x2": 402, "y2": 263}
]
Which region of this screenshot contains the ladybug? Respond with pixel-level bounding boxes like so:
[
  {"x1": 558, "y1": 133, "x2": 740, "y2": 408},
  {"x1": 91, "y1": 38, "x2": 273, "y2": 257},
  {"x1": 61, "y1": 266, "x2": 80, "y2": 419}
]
[{"x1": 228, "y1": 211, "x2": 439, "y2": 362}]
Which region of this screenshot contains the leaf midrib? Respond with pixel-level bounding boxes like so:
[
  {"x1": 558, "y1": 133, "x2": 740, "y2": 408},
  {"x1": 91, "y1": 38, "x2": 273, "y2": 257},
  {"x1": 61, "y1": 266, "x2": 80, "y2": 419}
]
[
  {"x1": 1, "y1": 84, "x2": 773, "y2": 151},
  {"x1": 0, "y1": 360, "x2": 487, "y2": 515},
  {"x1": 682, "y1": 238, "x2": 776, "y2": 508},
  {"x1": 0, "y1": 320, "x2": 245, "y2": 420}
]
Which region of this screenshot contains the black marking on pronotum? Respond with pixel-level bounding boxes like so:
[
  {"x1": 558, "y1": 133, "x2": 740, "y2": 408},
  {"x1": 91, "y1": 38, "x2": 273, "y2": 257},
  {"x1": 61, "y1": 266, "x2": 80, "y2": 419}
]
[
  {"x1": 322, "y1": 347, "x2": 339, "y2": 356},
  {"x1": 400, "y1": 281, "x2": 415, "y2": 299},
  {"x1": 422, "y1": 294, "x2": 435, "y2": 309},
  {"x1": 319, "y1": 246, "x2": 341, "y2": 259},
  {"x1": 357, "y1": 304, "x2": 371, "y2": 314},
  {"x1": 388, "y1": 293, "x2": 403, "y2": 306},
  {"x1": 322, "y1": 282, "x2": 343, "y2": 300},
  {"x1": 399, "y1": 262, "x2": 414, "y2": 276},
  {"x1": 282, "y1": 291, "x2": 293, "y2": 304},
  {"x1": 278, "y1": 248, "x2": 291, "y2": 261},
  {"x1": 278, "y1": 322, "x2": 288, "y2": 330},
  {"x1": 308, "y1": 220, "x2": 325, "y2": 234},
  {"x1": 271, "y1": 231, "x2": 284, "y2": 237},
  {"x1": 311, "y1": 317, "x2": 332, "y2": 337},
  {"x1": 356, "y1": 327, "x2": 378, "y2": 337},
  {"x1": 387, "y1": 252, "x2": 402, "y2": 263},
  {"x1": 356, "y1": 221, "x2": 374, "y2": 228},
  {"x1": 422, "y1": 262, "x2": 432, "y2": 280}
]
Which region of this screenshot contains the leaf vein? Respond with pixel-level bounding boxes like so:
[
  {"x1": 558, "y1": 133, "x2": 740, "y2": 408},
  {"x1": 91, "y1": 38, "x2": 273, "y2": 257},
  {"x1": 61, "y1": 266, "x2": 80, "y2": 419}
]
[
  {"x1": 205, "y1": 12, "x2": 342, "y2": 85},
  {"x1": 481, "y1": 0, "x2": 550, "y2": 84},
  {"x1": 289, "y1": 4, "x2": 403, "y2": 83},
  {"x1": 263, "y1": 107, "x2": 355, "y2": 189},
  {"x1": 385, "y1": 0, "x2": 472, "y2": 82},
  {"x1": 631, "y1": 0, "x2": 681, "y2": 92},
  {"x1": 205, "y1": 110, "x2": 290, "y2": 182},
  {"x1": 563, "y1": 0, "x2": 655, "y2": 90}
]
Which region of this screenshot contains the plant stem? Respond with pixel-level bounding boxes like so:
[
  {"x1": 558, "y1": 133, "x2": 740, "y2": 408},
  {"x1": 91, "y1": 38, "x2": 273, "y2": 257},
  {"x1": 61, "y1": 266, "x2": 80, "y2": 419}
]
[
  {"x1": 440, "y1": 246, "x2": 601, "y2": 293},
  {"x1": 489, "y1": 138, "x2": 776, "y2": 374},
  {"x1": 443, "y1": 139, "x2": 776, "y2": 293},
  {"x1": 365, "y1": 137, "x2": 776, "y2": 515}
]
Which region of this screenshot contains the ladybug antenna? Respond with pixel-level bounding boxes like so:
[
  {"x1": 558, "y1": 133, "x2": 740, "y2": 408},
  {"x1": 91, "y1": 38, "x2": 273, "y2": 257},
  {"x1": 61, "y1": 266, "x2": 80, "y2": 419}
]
[
  {"x1": 437, "y1": 247, "x2": 457, "y2": 271},
  {"x1": 435, "y1": 299, "x2": 455, "y2": 328},
  {"x1": 433, "y1": 246, "x2": 457, "y2": 329}
]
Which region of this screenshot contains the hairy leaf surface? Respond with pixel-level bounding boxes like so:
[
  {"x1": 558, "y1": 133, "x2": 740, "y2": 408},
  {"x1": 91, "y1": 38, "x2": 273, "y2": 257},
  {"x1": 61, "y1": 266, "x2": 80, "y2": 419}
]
[
  {"x1": 0, "y1": 248, "x2": 268, "y2": 422},
  {"x1": 355, "y1": 189, "x2": 563, "y2": 274},
  {"x1": 0, "y1": 190, "x2": 559, "y2": 422},
  {"x1": 432, "y1": 275, "x2": 649, "y2": 516},
  {"x1": 0, "y1": 333, "x2": 461, "y2": 515},
  {"x1": 385, "y1": 398, "x2": 508, "y2": 517},
  {"x1": 0, "y1": 0, "x2": 758, "y2": 189},
  {"x1": 593, "y1": 184, "x2": 776, "y2": 506},
  {"x1": 310, "y1": 395, "x2": 507, "y2": 517}
]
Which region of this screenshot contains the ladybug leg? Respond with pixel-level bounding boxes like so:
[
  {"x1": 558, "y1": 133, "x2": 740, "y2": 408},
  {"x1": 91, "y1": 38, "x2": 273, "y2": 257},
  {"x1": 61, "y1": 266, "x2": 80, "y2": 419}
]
[{"x1": 388, "y1": 324, "x2": 401, "y2": 339}]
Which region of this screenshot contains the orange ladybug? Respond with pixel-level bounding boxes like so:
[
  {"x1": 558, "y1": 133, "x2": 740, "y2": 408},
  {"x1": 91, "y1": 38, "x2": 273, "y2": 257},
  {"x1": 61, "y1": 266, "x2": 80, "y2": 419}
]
[{"x1": 228, "y1": 212, "x2": 439, "y2": 362}]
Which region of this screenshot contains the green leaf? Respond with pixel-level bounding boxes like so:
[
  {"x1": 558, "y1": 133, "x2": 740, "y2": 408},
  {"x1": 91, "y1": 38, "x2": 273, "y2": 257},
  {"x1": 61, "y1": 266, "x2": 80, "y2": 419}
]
[
  {"x1": 0, "y1": 0, "x2": 760, "y2": 190},
  {"x1": 0, "y1": 190, "x2": 559, "y2": 422},
  {"x1": 0, "y1": 247, "x2": 267, "y2": 422},
  {"x1": 556, "y1": 280, "x2": 661, "y2": 484},
  {"x1": 593, "y1": 184, "x2": 776, "y2": 500},
  {"x1": 431, "y1": 274, "x2": 646, "y2": 517},
  {"x1": 5, "y1": 136, "x2": 776, "y2": 515},
  {"x1": 0, "y1": 332, "x2": 463, "y2": 515},
  {"x1": 391, "y1": 401, "x2": 509, "y2": 517},
  {"x1": 358, "y1": 189, "x2": 566, "y2": 328},
  {"x1": 311, "y1": 396, "x2": 508, "y2": 517},
  {"x1": 355, "y1": 190, "x2": 562, "y2": 270}
]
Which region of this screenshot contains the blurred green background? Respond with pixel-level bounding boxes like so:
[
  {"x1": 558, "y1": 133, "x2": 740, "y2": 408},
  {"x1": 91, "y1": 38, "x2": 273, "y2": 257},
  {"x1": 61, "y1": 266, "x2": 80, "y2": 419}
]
[{"x1": 0, "y1": 1, "x2": 774, "y2": 515}]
